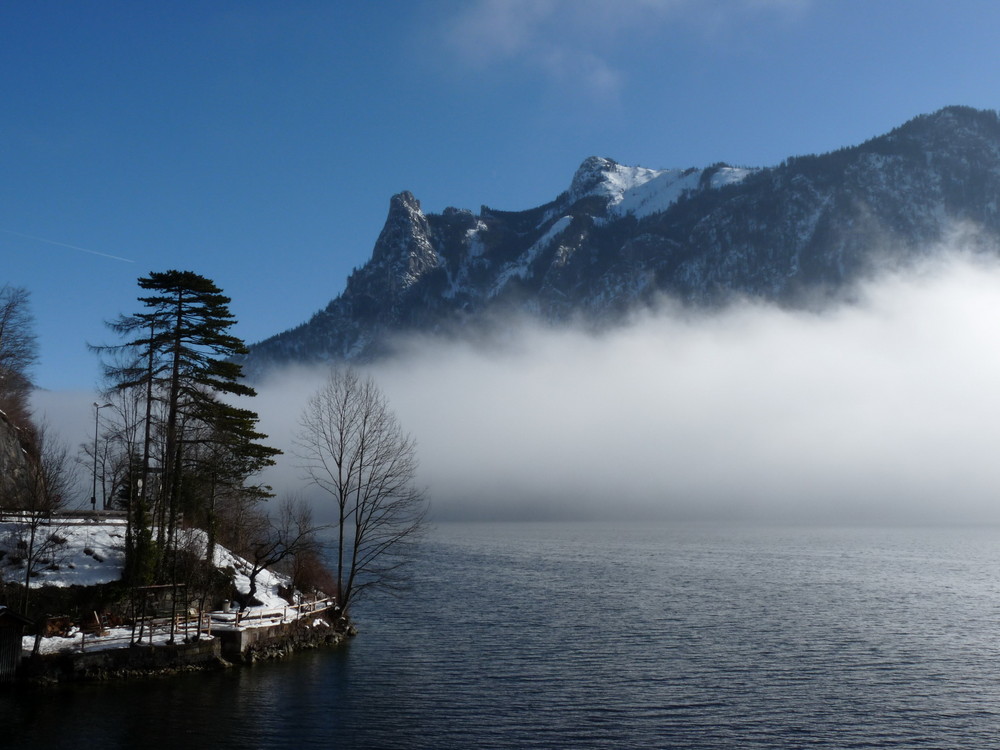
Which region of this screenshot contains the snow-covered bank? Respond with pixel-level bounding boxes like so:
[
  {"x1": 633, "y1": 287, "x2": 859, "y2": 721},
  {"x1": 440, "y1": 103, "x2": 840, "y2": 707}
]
[
  {"x1": 1, "y1": 515, "x2": 289, "y2": 607},
  {"x1": 0, "y1": 514, "x2": 347, "y2": 668},
  {"x1": 1, "y1": 514, "x2": 127, "y2": 588}
]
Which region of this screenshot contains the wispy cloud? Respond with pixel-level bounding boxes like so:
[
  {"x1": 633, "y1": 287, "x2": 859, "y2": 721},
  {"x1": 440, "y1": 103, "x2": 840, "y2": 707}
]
[
  {"x1": 444, "y1": 0, "x2": 810, "y2": 99},
  {"x1": 447, "y1": 0, "x2": 559, "y2": 66}
]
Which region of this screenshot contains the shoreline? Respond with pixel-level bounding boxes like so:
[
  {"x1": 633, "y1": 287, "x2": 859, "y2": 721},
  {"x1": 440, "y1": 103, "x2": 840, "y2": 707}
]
[{"x1": 15, "y1": 612, "x2": 357, "y2": 686}]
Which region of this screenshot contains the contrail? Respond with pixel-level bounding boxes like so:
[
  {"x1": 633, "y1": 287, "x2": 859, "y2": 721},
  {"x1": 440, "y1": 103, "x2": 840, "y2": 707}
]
[{"x1": 2, "y1": 229, "x2": 135, "y2": 263}]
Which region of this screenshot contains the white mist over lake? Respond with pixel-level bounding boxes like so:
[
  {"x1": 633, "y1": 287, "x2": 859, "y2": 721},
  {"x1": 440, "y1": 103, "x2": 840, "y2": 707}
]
[
  {"x1": 33, "y1": 253, "x2": 1000, "y2": 524},
  {"x1": 244, "y1": 253, "x2": 1000, "y2": 524}
]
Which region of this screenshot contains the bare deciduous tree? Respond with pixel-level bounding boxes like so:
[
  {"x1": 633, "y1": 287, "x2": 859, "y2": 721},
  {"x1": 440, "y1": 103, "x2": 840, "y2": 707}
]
[
  {"x1": 0, "y1": 423, "x2": 77, "y2": 611},
  {"x1": 239, "y1": 495, "x2": 323, "y2": 604},
  {"x1": 295, "y1": 368, "x2": 426, "y2": 612}
]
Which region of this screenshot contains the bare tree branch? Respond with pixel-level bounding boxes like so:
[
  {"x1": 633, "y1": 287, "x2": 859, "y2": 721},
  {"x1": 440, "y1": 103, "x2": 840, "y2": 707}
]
[
  {"x1": 0, "y1": 284, "x2": 38, "y2": 428},
  {"x1": 294, "y1": 368, "x2": 427, "y2": 611}
]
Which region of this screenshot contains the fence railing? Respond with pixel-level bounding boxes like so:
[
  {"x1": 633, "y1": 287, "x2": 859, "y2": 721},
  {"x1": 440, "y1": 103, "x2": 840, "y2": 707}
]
[
  {"x1": 208, "y1": 597, "x2": 338, "y2": 630},
  {"x1": 32, "y1": 597, "x2": 340, "y2": 655},
  {"x1": 0, "y1": 510, "x2": 127, "y2": 525}
]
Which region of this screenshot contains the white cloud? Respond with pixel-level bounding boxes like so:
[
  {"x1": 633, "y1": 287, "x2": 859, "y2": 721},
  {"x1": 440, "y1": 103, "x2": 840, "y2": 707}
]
[
  {"x1": 448, "y1": 0, "x2": 559, "y2": 65},
  {"x1": 443, "y1": 0, "x2": 810, "y2": 99},
  {"x1": 445, "y1": 0, "x2": 658, "y2": 100},
  {"x1": 539, "y1": 49, "x2": 622, "y2": 99}
]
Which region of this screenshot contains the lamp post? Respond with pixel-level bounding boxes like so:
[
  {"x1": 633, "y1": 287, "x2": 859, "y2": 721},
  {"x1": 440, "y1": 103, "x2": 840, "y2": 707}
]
[{"x1": 91, "y1": 402, "x2": 112, "y2": 512}]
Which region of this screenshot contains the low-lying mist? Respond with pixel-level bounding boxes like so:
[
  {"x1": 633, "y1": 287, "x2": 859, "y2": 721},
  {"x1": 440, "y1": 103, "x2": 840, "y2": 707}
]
[
  {"x1": 249, "y1": 252, "x2": 1000, "y2": 524},
  {"x1": 33, "y1": 252, "x2": 1000, "y2": 525}
]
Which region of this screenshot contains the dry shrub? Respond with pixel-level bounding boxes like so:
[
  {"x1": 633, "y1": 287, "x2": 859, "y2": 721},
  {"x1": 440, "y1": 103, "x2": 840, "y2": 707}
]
[{"x1": 291, "y1": 549, "x2": 337, "y2": 598}]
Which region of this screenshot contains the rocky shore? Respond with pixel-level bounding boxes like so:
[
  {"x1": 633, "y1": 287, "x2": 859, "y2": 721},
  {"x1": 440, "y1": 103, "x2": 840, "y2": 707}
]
[{"x1": 17, "y1": 611, "x2": 357, "y2": 686}]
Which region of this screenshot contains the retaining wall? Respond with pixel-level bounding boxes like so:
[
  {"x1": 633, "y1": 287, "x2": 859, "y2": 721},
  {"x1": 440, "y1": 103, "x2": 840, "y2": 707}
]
[
  {"x1": 217, "y1": 615, "x2": 351, "y2": 663},
  {"x1": 17, "y1": 613, "x2": 354, "y2": 684},
  {"x1": 21, "y1": 637, "x2": 225, "y2": 684}
]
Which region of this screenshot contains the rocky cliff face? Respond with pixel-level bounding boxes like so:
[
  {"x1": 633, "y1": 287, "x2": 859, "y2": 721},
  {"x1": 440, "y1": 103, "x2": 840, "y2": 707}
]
[
  {"x1": 0, "y1": 409, "x2": 34, "y2": 508},
  {"x1": 242, "y1": 106, "x2": 1000, "y2": 376}
]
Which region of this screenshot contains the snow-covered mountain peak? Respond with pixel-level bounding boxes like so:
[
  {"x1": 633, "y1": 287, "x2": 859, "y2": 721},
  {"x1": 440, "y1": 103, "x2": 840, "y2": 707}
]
[
  {"x1": 240, "y1": 107, "x2": 1000, "y2": 379},
  {"x1": 569, "y1": 156, "x2": 754, "y2": 220},
  {"x1": 569, "y1": 156, "x2": 663, "y2": 204}
]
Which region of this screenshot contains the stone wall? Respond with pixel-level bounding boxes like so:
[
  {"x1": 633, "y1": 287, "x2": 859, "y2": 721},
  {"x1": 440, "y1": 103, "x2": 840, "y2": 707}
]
[
  {"x1": 218, "y1": 613, "x2": 354, "y2": 664},
  {"x1": 20, "y1": 638, "x2": 227, "y2": 684},
  {"x1": 16, "y1": 613, "x2": 356, "y2": 684}
]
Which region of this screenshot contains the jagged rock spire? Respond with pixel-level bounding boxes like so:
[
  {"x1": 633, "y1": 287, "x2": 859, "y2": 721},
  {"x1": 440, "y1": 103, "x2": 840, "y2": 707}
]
[{"x1": 371, "y1": 191, "x2": 439, "y2": 289}]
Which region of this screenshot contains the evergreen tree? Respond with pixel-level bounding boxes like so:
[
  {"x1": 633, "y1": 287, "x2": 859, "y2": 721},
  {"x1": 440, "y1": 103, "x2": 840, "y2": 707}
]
[{"x1": 95, "y1": 270, "x2": 280, "y2": 584}]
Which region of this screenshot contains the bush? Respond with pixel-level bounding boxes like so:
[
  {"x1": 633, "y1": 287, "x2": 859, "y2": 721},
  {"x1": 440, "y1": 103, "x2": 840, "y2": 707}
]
[{"x1": 290, "y1": 549, "x2": 337, "y2": 597}]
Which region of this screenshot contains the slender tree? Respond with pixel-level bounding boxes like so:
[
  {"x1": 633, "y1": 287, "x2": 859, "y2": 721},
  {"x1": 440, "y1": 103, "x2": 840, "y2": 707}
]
[
  {"x1": 134, "y1": 272, "x2": 257, "y2": 546},
  {"x1": 294, "y1": 368, "x2": 426, "y2": 611},
  {"x1": 0, "y1": 424, "x2": 75, "y2": 612},
  {"x1": 93, "y1": 270, "x2": 280, "y2": 584}
]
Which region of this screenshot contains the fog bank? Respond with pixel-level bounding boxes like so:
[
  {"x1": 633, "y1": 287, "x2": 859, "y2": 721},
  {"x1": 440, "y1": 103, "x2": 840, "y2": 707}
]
[
  {"x1": 245, "y1": 253, "x2": 1000, "y2": 524},
  {"x1": 33, "y1": 253, "x2": 1000, "y2": 524}
]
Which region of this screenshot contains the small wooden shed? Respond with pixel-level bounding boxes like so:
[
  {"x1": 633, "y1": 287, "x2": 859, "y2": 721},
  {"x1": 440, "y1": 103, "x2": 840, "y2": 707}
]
[{"x1": 0, "y1": 606, "x2": 32, "y2": 683}]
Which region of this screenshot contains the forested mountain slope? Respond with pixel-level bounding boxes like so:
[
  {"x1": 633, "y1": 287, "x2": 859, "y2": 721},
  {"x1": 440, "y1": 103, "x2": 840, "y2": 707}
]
[{"x1": 242, "y1": 106, "x2": 1000, "y2": 376}]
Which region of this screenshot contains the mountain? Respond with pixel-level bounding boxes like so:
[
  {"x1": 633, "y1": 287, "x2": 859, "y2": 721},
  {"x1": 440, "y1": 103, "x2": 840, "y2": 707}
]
[{"x1": 242, "y1": 106, "x2": 1000, "y2": 377}]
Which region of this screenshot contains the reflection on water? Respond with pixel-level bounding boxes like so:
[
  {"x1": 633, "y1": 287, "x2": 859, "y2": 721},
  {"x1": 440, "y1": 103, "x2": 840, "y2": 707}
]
[{"x1": 6, "y1": 523, "x2": 1000, "y2": 748}]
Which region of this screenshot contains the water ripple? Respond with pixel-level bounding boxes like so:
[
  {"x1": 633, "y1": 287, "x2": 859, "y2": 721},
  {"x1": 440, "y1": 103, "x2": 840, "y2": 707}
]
[{"x1": 8, "y1": 523, "x2": 1000, "y2": 748}]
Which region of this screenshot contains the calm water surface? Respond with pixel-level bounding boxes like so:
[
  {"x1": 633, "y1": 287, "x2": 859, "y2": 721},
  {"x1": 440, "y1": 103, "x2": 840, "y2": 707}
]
[{"x1": 6, "y1": 522, "x2": 1000, "y2": 748}]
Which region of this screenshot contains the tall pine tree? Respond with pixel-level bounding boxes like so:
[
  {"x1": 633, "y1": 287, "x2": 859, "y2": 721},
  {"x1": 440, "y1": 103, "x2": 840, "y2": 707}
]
[{"x1": 96, "y1": 271, "x2": 280, "y2": 583}]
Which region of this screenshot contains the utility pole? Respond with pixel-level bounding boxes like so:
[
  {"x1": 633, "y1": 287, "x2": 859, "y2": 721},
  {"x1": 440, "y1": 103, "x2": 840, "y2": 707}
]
[{"x1": 92, "y1": 401, "x2": 112, "y2": 511}]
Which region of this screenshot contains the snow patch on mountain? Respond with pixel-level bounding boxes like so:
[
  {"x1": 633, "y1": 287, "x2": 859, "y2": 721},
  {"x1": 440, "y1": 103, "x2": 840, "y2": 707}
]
[
  {"x1": 488, "y1": 215, "x2": 574, "y2": 297},
  {"x1": 569, "y1": 156, "x2": 753, "y2": 219},
  {"x1": 535, "y1": 215, "x2": 573, "y2": 249},
  {"x1": 466, "y1": 221, "x2": 488, "y2": 257}
]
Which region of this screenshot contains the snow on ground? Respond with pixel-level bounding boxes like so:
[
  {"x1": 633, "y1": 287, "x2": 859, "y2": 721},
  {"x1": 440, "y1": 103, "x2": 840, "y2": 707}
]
[
  {"x1": 201, "y1": 529, "x2": 291, "y2": 609},
  {"x1": 0, "y1": 515, "x2": 291, "y2": 606},
  {"x1": 0, "y1": 515, "x2": 127, "y2": 587},
  {"x1": 25, "y1": 624, "x2": 190, "y2": 655},
  {"x1": 4, "y1": 515, "x2": 321, "y2": 654},
  {"x1": 22, "y1": 604, "x2": 335, "y2": 656}
]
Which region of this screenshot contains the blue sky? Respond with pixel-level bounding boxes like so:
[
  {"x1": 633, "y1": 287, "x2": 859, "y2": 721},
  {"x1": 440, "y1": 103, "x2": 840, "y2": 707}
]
[{"x1": 4, "y1": 0, "x2": 1000, "y2": 392}]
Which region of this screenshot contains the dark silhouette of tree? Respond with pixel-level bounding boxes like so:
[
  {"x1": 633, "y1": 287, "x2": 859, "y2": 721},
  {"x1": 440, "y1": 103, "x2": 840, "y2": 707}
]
[
  {"x1": 93, "y1": 270, "x2": 280, "y2": 585},
  {"x1": 0, "y1": 424, "x2": 76, "y2": 612},
  {"x1": 295, "y1": 368, "x2": 426, "y2": 612}
]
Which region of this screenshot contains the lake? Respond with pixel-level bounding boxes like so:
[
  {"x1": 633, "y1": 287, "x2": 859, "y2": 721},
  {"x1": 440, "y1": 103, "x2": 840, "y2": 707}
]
[{"x1": 6, "y1": 522, "x2": 1000, "y2": 748}]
